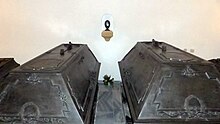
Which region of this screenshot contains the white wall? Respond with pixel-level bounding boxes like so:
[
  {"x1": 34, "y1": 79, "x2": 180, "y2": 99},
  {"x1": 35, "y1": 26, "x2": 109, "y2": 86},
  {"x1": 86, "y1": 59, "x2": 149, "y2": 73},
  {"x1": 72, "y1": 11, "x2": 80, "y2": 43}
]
[{"x1": 0, "y1": 0, "x2": 220, "y2": 80}]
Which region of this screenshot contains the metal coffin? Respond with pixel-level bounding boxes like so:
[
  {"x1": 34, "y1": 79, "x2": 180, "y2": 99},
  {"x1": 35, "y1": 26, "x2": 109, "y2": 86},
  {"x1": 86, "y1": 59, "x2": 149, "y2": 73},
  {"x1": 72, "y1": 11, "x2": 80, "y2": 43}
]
[
  {"x1": 119, "y1": 40, "x2": 220, "y2": 123},
  {"x1": 0, "y1": 43, "x2": 100, "y2": 124},
  {"x1": 0, "y1": 58, "x2": 19, "y2": 80}
]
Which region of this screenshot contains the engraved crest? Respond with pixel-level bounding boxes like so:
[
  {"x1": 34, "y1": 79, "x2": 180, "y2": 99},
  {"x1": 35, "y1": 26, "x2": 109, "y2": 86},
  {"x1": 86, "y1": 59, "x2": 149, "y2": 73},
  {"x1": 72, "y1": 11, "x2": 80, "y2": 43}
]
[
  {"x1": 20, "y1": 102, "x2": 40, "y2": 124},
  {"x1": 26, "y1": 73, "x2": 42, "y2": 84},
  {"x1": 182, "y1": 65, "x2": 196, "y2": 77},
  {"x1": 184, "y1": 95, "x2": 206, "y2": 119}
]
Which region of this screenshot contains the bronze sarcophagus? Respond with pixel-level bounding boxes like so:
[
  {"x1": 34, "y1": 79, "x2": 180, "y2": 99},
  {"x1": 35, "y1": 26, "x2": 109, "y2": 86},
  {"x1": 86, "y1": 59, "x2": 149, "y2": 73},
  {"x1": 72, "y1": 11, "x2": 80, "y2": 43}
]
[
  {"x1": 0, "y1": 43, "x2": 100, "y2": 124},
  {"x1": 0, "y1": 58, "x2": 19, "y2": 80},
  {"x1": 119, "y1": 40, "x2": 220, "y2": 123}
]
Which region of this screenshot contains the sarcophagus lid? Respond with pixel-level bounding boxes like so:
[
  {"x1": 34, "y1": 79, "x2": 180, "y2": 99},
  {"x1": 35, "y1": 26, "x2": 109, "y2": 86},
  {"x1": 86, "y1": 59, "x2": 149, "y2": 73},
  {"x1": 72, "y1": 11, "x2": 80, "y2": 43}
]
[
  {"x1": 0, "y1": 43, "x2": 100, "y2": 124},
  {"x1": 0, "y1": 58, "x2": 19, "y2": 80},
  {"x1": 119, "y1": 40, "x2": 220, "y2": 123}
]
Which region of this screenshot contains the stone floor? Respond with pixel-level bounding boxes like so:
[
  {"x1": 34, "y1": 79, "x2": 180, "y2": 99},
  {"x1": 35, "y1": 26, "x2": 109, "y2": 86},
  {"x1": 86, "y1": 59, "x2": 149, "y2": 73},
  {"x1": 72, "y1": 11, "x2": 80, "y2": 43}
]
[{"x1": 94, "y1": 81, "x2": 128, "y2": 124}]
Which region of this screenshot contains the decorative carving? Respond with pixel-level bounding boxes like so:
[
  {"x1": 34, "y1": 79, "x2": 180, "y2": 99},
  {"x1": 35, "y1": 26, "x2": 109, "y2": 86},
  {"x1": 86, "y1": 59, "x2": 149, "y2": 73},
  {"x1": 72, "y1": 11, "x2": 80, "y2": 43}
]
[
  {"x1": 184, "y1": 95, "x2": 205, "y2": 113},
  {"x1": 158, "y1": 110, "x2": 220, "y2": 120},
  {"x1": 182, "y1": 65, "x2": 196, "y2": 77},
  {"x1": 26, "y1": 73, "x2": 42, "y2": 84},
  {"x1": 158, "y1": 95, "x2": 220, "y2": 120},
  {"x1": 0, "y1": 116, "x2": 65, "y2": 123},
  {"x1": 20, "y1": 102, "x2": 40, "y2": 124},
  {"x1": 154, "y1": 71, "x2": 220, "y2": 120},
  {"x1": 50, "y1": 80, "x2": 70, "y2": 116},
  {"x1": 0, "y1": 116, "x2": 20, "y2": 122},
  {"x1": 38, "y1": 117, "x2": 65, "y2": 123},
  {"x1": 0, "y1": 78, "x2": 69, "y2": 123}
]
